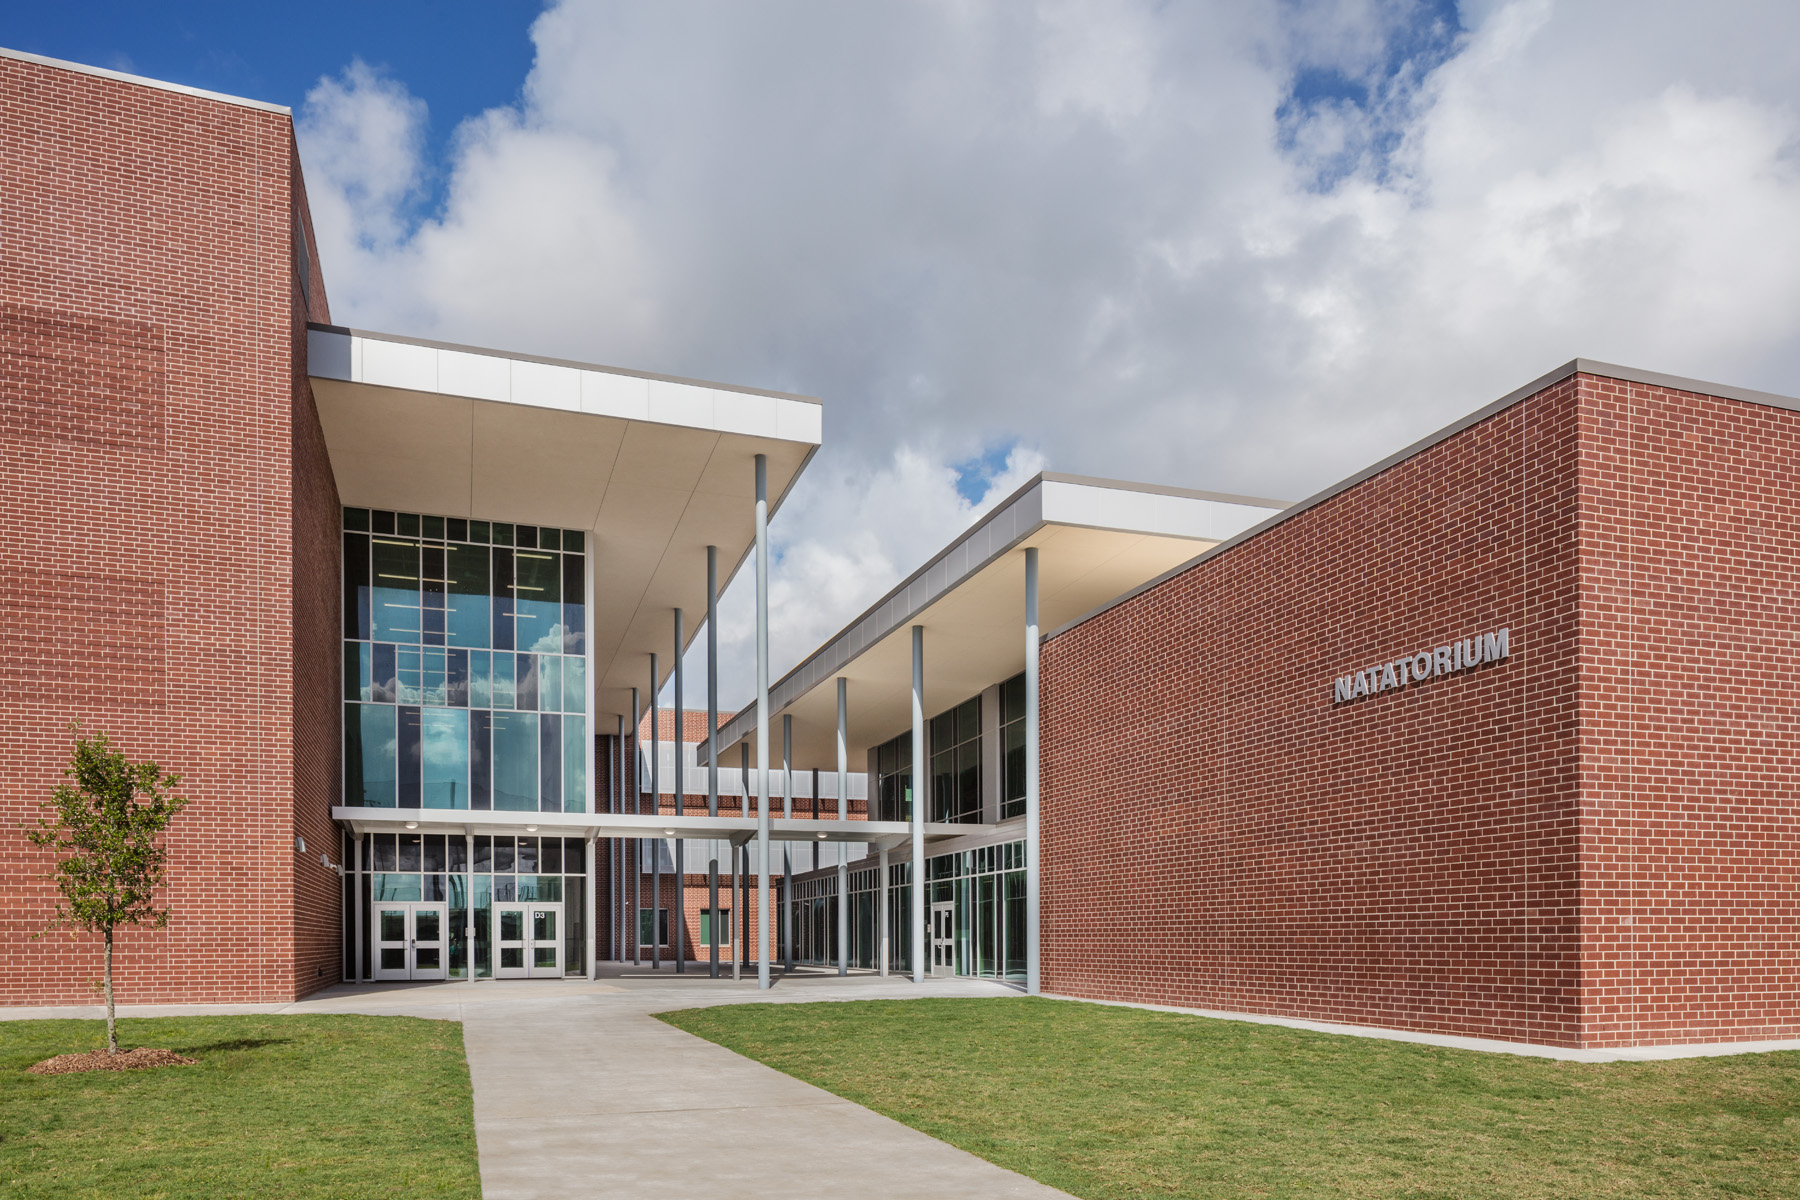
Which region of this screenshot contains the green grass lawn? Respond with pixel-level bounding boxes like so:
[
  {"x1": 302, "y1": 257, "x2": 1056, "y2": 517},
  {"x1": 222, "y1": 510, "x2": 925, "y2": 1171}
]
[
  {"x1": 0, "y1": 1014, "x2": 479, "y2": 1199},
  {"x1": 660, "y1": 997, "x2": 1800, "y2": 1199}
]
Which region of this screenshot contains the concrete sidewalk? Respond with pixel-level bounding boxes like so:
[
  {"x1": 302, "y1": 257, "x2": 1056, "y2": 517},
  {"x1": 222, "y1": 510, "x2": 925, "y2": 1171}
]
[{"x1": 6, "y1": 968, "x2": 1072, "y2": 1200}]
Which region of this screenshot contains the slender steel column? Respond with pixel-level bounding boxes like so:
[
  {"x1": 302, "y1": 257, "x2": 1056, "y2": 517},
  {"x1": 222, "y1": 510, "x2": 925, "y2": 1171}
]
[
  {"x1": 673, "y1": 608, "x2": 685, "y2": 973},
  {"x1": 650, "y1": 653, "x2": 661, "y2": 969},
  {"x1": 614, "y1": 719, "x2": 624, "y2": 962},
  {"x1": 353, "y1": 832, "x2": 364, "y2": 980},
  {"x1": 910, "y1": 624, "x2": 926, "y2": 983},
  {"x1": 755, "y1": 453, "x2": 772, "y2": 989},
  {"x1": 836, "y1": 676, "x2": 848, "y2": 977},
  {"x1": 878, "y1": 845, "x2": 890, "y2": 977},
  {"x1": 706, "y1": 545, "x2": 721, "y2": 978},
  {"x1": 740, "y1": 742, "x2": 750, "y2": 981},
  {"x1": 631, "y1": 687, "x2": 642, "y2": 967},
  {"x1": 465, "y1": 829, "x2": 475, "y2": 979},
  {"x1": 781, "y1": 713, "x2": 792, "y2": 973},
  {"x1": 1025, "y1": 547, "x2": 1042, "y2": 996},
  {"x1": 584, "y1": 833, "x2": 597, "y2": 980},
  {"x1": 811, "y1": 768, "x2": 820, "y2": 871}
]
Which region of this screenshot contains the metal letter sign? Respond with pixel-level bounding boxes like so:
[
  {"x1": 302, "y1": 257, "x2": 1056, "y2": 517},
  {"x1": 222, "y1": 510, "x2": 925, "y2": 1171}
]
[{"x1": 1332, "y1": 628, "x2": 1510, "y2": 705}]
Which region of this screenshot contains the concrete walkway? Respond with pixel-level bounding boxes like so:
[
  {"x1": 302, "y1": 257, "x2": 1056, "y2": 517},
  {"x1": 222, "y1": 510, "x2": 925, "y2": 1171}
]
[{"x1": 6, "y1": 967, "x2": 1072, "y2": 1200}]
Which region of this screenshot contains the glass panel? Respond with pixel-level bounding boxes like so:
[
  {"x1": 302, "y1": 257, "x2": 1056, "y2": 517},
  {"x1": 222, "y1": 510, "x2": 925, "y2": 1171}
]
[
  {"x1": 493, "y1": 548, "x2": 515, "y2": 650},
  {"x1": 516, "y1": 837, "x2": 538, "y2": 873},
  {"x1": 474, "y1": 835, "x2": 492, "y2": 872},
  {"x1": 492, "y1": 712, "x2": 537, "y2": 811},
  {"x1": 397, "y1": 706, "x2": 422, "y2": 807},
  {"x1": 372, "y1": 510, "x2": 396, "y2": 534},
  {"x1": 447, "y1": 517, "x2": 467, "y2": 541},
  {"x1": 473, "y1": 875, "x2": 492, "y2": 977},
  {"x1": 398, "y1": 835, "x2": 422, "y2": 871},
  {"x1": 447, "y1": 648, "x2": 469, "y2": 707},
  {"x1": 562, "y1": 553, "x2": 585, "y2": 656},
  {"x1": 346, "y1": 703, "x2": 397, "y2": 807},
  {"x1": 494, "y1": 836, "x2": 515, "y2": 872},
  {"x1": 372, "y1": 538, "x2": 421, "y2": 643},
  {"x1": 562, "y1": 530, "x2": 583, "y2": 552},
  {"x1": 422, "y1": 835, "x2": 446, "y2": 872},
  {"x1": 470, "y1": 520, "x2": 490, "y2": 544},
  {"x1": 423, "y1": 514, "x2": 445, "y2": 540},
  {"x1": 540, "y1": 837, "x2": 562, "y2": 873},
  {"x1": 469, "y1": 650, "x2": 492, "y2": 709},
  {"x1": 517, "y1": 875, "x2": 561, "y2": 902},
  {"x1": 533, "y1": 910, "x2": 556, "y2": 941},
  {"x1": 494, "y1": 876, "x2": 516, "y2": 902},
  {"x1": 372, "y1": 643, "x2": 397, "y2": 703},
  {"x1": 563, "y1": 716, "x2": 586, "y2": 814},
  {"x1": 416, "y1": 946, "x2": 441, "y2": 969},
  {"x1": 381, "y1": 948, "x2": 406, "y2": 970},
  {"x1": 500, "y1": 910, "x2": 523, "y2": 941},
  {"x1": 533, "y1": 946, "x2": 556, "y2": 968},
  {"x1": 564, "y1": 878, "x2": 584, "y2": 974},
  {"x1": 978, "y1": 874, "x2": 997, "y2": 976},
  {"x1": 513, "y1": 551, "x2": 562, "y2": 653},
  {"x1": 1001, "y1": 673, "x2": 1026, "y2": 723},
  {"x1": 539, "y1": 715, "x2": 561, "y2": 812},
  {"x1": 416, "y1": 910, "x2": 441, "y2": 940},
  {"x1": 516, "y1": 654, "x2": 538, "y2": 711},
  {"x1": 380, "y1": 910, "x2": 405, "y2": 941},
  {"x1": 958, "y1": 697, "x2": 981, "y2": 744},
  {"x1": 421, "y1": 544, "x2": 446, "y2": 646},
  {"x1": 372, "y1": 833, "x2": 397, "y2": 871},
  {"x1": 396, "y1": 647, "x2": 422, "y2": 704},
  {"x1": 471, "y1": 711, "x2": 492, "y2": 810},
  {"x1": 372, "y1": 874, "x2": 422, "y2": 901},
  {"x1": 447, "y1": 544, "x2": 491, "y2": 649},
  {"x1": 344, "y1": 641, "x2": 370, "y2": 702},
  {"x1": 344, "y1": 532, "x2": 370, "y2": 640},
  {"x1": 516, "y1": 524, "x2": 538, "y2": 549},
  {"x1": 540, "y1": 656, "x2": 562, "y2": 714},
  {"x1": 449, "y1": 836, "x2": 468, "y2": 872},
  {"x1": 492, "y1": 522, "x2": 514, "y2": 547},
  {"x1": 563, "y1": 837, "x2": 585, "y2": 874},
  {"x1": 344, "y1": 506, "x2": 371, "y2": 532},
  {"x1": 492, "y1": 653, "x2": 516, "y2": 710},
  {"x1": 956, "y1": 741, "x2": 981, "y2": 822},
  {"x1": 562, "y1": 656, "x2": 586, "y2": 715},
  {"x1": 501, "y1": 947, "x2": 524, "y2": 969},
  {"x1": 397, "y1": 513, "x2": 420, "y2": 537},
  {"x1": 423, "y1": 708, "x2": 470, "y2": 809}
]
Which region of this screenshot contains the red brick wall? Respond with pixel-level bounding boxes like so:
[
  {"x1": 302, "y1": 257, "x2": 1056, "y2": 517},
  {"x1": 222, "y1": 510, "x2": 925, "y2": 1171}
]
[
  {"x1": 1041, "y1": 378, "x2": 1588, "y2": 1046},
  {"x1": 1574, "y1": 377, "x2": 1800, "y2": 1046},
  {"x1": 0, "y1": 56, "x2": 337, "y2": 1005}
]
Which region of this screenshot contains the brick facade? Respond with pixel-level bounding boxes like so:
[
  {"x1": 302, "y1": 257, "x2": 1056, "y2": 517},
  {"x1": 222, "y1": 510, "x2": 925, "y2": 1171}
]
[
  {"x1": 0, "y1": 55, "x2": 340, "y2": 1005},
  {"x1": 1040, "y1": 371, "x2": 1800, "y2": 1049}
]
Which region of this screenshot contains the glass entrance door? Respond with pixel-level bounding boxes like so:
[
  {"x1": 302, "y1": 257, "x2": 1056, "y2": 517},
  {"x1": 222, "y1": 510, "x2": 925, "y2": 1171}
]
[
  {"x1": 373, "y1": 903, "x2": 449, "y2": 981},
  {"x1": 930, "y1": 900, "x2": 955, "y2": 974},
  {"x1": 495, "y1": 903, "x2": 562, "y2": 978}
]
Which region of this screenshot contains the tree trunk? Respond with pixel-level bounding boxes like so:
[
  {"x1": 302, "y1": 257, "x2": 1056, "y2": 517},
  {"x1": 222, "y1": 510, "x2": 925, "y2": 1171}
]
[{"x1": 104, "y1": 925, "x2": 117, "y2": 1055}]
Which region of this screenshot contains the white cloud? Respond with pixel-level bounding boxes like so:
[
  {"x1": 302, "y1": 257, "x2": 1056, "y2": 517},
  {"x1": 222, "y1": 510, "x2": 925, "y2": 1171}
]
[{"x1": 297, "y1": 0, "x2": 1800, "y2": 713}]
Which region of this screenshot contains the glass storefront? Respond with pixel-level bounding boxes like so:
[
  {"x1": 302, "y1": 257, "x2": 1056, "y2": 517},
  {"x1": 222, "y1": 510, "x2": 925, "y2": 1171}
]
[
  {"x1": 356, "y1": 831, "x2": 587, "y2": 978},
  {"x1": 785, "y1": 841, "x2": 1025, "y2": 980},
  {"x1": 341, "y1": 507, "x2": 589, "y2": 813}
]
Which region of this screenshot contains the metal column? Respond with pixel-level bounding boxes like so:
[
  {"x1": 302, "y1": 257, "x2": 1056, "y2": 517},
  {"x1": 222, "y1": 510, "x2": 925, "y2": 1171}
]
[
  {"x1": 466, "y1": 829, "x2": 475, "y2": 978},
  {"x1": 910, "y1": 624, "x2": 926, "y2": 984},
  {"x1": 781, "y1": 713, "x2": 792, "y2": 973},
  {"x1": 836, "y1": 676, "x2": 848, "y2": 977},
  {"x1": 650, "y1": 652, "x2": 661, "y2": 969},
  {"x1": 353, "y1": 832, "x2": 364, "y2": 980},
  {"x1": 706, "y1": 545, "x2": 721, "y2": 978},
  {"x1": 739, "y1": 743, "x2": 750, "y2": 982},
  {"x1": 615, "y1": 715, "x2": 625, "y2": 962},
  {"x1": 878, "y1": 845, "x2": 890, "y2": 977},
  {"x1": 673, "y1": 608, "x2": 685, "y2": 973},
  {"x1": 754, "y1": 453, "x2": 772, "y2": 990},
  {"x1": 631, "y1": 686, "x2": 642, "y2": 967},
  {"x1": 584, "y1": 833, "x2": 596, "y2": 980},
  {"x1": 1025, "y1": 547, "x2": 1042, "y2": 996}
]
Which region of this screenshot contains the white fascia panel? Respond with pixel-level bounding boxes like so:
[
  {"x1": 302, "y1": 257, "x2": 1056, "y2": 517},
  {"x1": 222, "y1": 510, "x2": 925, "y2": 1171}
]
[
  {"x1": 360, "y1": 338, "x2": 438, "y2": 393},
  {"x1": 713, "y1": 389, "x2": 780, "y2": 438},
  {"x1": 648, "y1": 379, "x2": 715, "y2": 430},
  {"x1": 1040, "y1": 480, "x2": 1268, "y2": 542},
  {"x1": 308, "y1": 327, "x2": 353, "y2": 380},
  {"x1": 777, "y1": 398, "x2": 824, "y2": 445},
  {"x1": 437, "y1": 348, "x2": 511, "y2": 403},
  {"x1": 581, "y1": 370, "x2": 651, "y2": 420},
  {"x1": 511, "y1": 359, "x2": 581, "y2": 412}
]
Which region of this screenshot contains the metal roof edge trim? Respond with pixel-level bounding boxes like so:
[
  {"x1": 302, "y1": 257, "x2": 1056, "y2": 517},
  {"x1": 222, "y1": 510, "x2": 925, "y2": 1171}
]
[
  {"x1": 307, "y1": 322, "x2": 821, "y2": 406},
  {"x1": 1044, "y1": 358, "x2": 1800, "y2": 643},
  {"x1": 1, "y1": 46, "x2": 291, "y2": 115}
]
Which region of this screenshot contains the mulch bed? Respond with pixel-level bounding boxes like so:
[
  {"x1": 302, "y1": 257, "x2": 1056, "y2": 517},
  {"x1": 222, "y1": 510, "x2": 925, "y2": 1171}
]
[{"x1": 27, "y1": 1047, "x2": 198, "y2": 1075}]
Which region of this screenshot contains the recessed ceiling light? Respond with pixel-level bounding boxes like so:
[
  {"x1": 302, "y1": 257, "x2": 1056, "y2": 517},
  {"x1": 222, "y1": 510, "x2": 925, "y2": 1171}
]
[
  {"x1": 664, "y1": 829, "x2": 676, "y2": 836},
  {"x1": 526, "y1": 825, "x2": 538, "y2": 832},
  {"x1": 404, "y1": 821, "x2": 418, "y2": 829},
  {"x1": 816, "y1": 833, "x2": 827, "y2": 839}
]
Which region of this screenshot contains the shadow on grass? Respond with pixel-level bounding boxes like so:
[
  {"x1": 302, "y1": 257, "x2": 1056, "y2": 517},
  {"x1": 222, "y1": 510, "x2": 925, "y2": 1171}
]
[{"x1": 167, "y1": 1037, "x2": 293, "y2": 1055}]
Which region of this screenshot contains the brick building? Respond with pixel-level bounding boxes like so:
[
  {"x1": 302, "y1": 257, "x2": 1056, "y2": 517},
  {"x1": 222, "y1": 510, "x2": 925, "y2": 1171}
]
[{"x1": 7, "y1": 47, "x2": 1798, "y2": 1053}]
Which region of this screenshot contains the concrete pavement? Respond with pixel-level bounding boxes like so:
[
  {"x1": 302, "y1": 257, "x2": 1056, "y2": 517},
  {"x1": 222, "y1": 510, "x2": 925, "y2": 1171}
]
[{"x1": 5, "y1": 966, "x2": 1072, "y2": 1200}]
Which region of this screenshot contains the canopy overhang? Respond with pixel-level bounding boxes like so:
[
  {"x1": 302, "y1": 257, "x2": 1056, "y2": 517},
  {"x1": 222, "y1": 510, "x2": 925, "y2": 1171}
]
[{"x1": 307, "y1": 324, "x2": 821, "y2": 727}]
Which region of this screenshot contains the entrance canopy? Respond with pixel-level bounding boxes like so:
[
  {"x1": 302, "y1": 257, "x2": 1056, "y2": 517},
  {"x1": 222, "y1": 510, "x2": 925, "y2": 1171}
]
[
  {"x1": 331, "y1": 805, "x2": 980, "y2": 850},
  {"x1": 307, "y1": 324, "x2": 822, "y2": 727},
  {"x1": 702, "y1": 473, "x2": 1288, "y2": 769}
]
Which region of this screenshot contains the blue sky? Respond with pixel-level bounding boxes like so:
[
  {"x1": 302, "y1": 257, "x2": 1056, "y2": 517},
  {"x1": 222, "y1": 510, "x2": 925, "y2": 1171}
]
[{"x1": 3, "y1": 2, "x2": 542, "y2": 178}]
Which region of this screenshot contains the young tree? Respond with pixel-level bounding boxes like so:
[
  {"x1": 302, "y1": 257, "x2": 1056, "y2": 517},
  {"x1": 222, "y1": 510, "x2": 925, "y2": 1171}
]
[{"x1": 27, "y1": 728, "x2": 188, "y2": 1055}]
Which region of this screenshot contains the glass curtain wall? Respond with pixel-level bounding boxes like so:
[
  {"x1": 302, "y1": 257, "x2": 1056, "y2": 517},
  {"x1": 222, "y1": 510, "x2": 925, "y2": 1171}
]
[
  {"x1": 930, "y1": 696, "x2": 982, "y2": 822},
  {"x1": 342, "y1": 508, "x2": 589, "y2": 813},
  {"x1": 999, "y1": 673, "x2": 1027, "y2": 819},
  {"x1": 355, "y1": 832, "x2": 589, "y2": 978}
]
